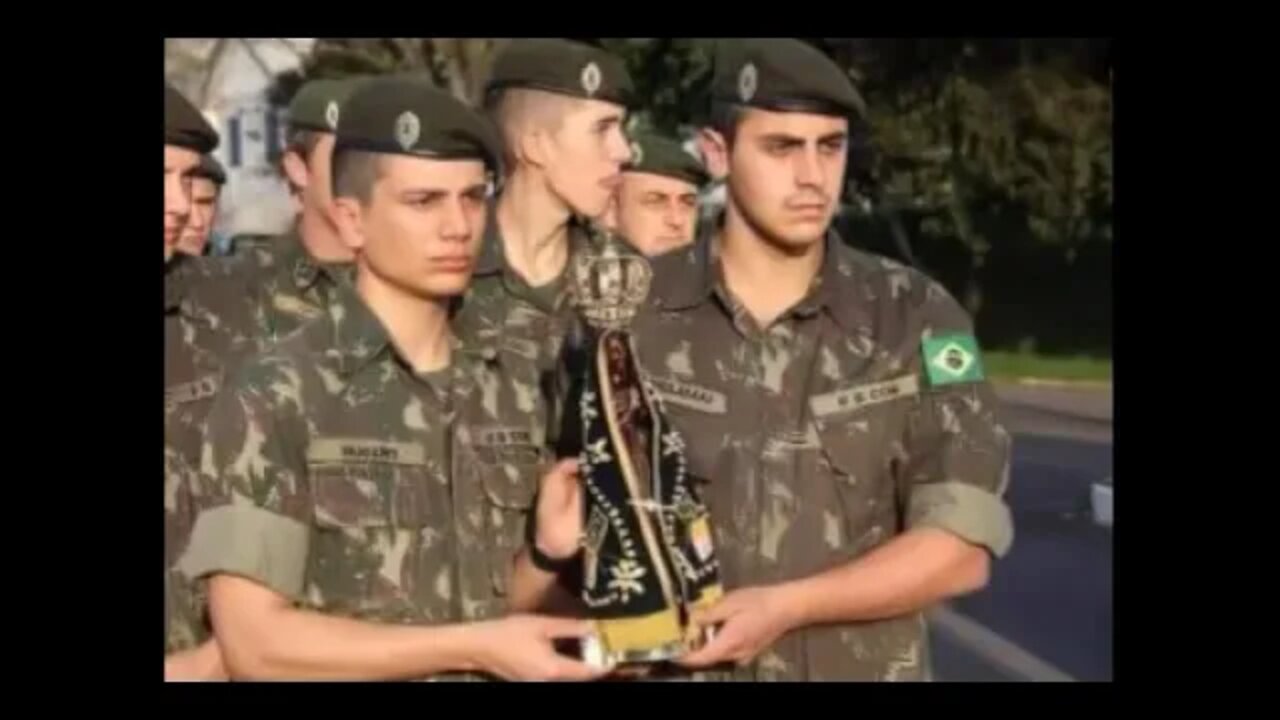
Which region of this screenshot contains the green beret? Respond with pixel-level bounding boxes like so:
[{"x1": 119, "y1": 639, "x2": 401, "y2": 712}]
[
  {"x1": 712, "y1": 39, "x2": 865, "y2": 119},
  {"x1": 191, "y1": 154, "x2": 227, "y2": 186},
  {"x1": 485, "y1": 39, "x2": 632, "y2": 106},
  {"x1": 288, "y1": 77, "x2": 368, "y2": 134},
  {"x1": 336, "y1": 77, "x2": 503, "y2": 174},
  {"x1": 624, "y1": 132, "x2": 709, "y2": 188},
  {"x1": 165, "y1": 83, "x2": 218, "y2": 153}
]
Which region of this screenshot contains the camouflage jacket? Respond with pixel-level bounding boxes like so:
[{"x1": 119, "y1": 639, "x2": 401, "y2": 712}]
[
  {"x1": 619, "y1": 228, "x2": 1014, "y2": 681},
  {"x1": 454, "y1": 207, "x2": 651, "y2": 456},
  {"x1": 163, "y1": 253, "x2": 257, "y2": 652},
  {"x1": 236, "y1": 228, "x2": 351, "y2": 343},
  {"x1": 180, "y1": 277, "x2": 549, "y2": 680}
]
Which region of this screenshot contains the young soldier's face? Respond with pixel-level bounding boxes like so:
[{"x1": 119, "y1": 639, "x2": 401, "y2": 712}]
[
  {"x1": 616, "y1": 172, "x2": 699, "y2": 256},
  {"x1": 176, "y1": 177, "x2": 219, "y2": 256},
  {"x1": 342, "y1": 155, "x2": 489, "y2": 300},
  {"x1": 727, "y1": 108, "x2": 848, "y2": 250},
  {"x1": 164, "y1": 145, "x2": 201, "y2": 259},
  {"x1": 542, "y1": 99, "x2": 631, "y2": 218}
]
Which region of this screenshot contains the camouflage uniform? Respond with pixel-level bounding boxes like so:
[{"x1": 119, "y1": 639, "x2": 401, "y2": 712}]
[
  {"x1": 179, "y1": 278, "x2": 548, "y2": 679},
  {"x1": 452, "y1": 207, "x2": 594, "y2": 439},
  {"x1": 180, "y1": 73, "x2": 529, "y2": 680},
  {"x1": 164, "y1": 253, "x2": 257, "y2": 652},
  {"x1": 239, "y1": 227, "x2": 350, "y2": 342},
  {"x1": 454, "y1": 38, "x2": 635, "y2": 452},
  {"x1": 619, "y1": 229, "x2": 1014, "y2": 681}
]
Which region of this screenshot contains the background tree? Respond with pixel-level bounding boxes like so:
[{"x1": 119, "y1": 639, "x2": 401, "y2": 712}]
[{"x1": 282, "y1": 37, "x2": 1112, "y2": 355}]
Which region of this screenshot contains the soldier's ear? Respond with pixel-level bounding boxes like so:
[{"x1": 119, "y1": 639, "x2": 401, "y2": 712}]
[
  {"x1": 696, "y1": 129, "x2": 729, "y2": 182},
  {"x1": 332, "y1": 196, "x2": 366, "y2": 253},
  {"x1": 521, "y1": 122, "x2": 555, "y2": 170},
  {"x1": 282, "y1": 149, "x2": 310, "y2": 193}
]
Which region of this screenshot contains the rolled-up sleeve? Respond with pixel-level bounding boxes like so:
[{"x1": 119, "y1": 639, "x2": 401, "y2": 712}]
[
  {"x1": 179, "y1": 354, "x2": 313, "y2": 600},
  {"x1": 899, "y1": 283, "x2": 1014, "y2": 557}
]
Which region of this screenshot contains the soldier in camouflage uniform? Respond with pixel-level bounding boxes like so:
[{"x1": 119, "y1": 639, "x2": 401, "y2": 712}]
[
  {"x1": 164, "y1": 82, "x2": 249, "y2": 680},
  {"x1": 179, "y1": 77, "x2": 605, "y2": 681},
  {"x1": 175, "y1": 153, "x2": 226, "y2": 257},
  {"x1": 526, "y1": 39, "x2": 1014, "y2": 682},
  {"x1": 604, "y1": 130, "x2": 710, "y2": 257},
  {"x1": 229, "y1": 77, "x2": 368, "y2": 341},
  {"x1": 454, "y1": 40, "x2": 634, "y2": 440}
]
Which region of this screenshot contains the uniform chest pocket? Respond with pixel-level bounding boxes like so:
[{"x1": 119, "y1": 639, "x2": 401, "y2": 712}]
[
  {"x1": 472, "y1": 432, "x2": 542, "y2": 598},
  {"x1": 473, "y1": 427, "x2": 542, "y2": 510},
  {"x1": 810, "y1": 376, "x2": 919, "y2": 552},
  {"x1": 306, "y1": 439, "x2": 432, "y2": 531},
  {"x1": 303, "y1": 439, "x2": 437, "y2": 619},
  {"x1": 645, "y1": 375, "x2": 732, "y2": 484},
  {"x1": 809, "y1": 374, "x2": 920, "y2": 477}
]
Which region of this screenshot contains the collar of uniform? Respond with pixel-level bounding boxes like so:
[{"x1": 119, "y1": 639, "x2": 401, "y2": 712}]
[
  {"x1": 269, "y1": 229, "x2": 326, "y2": 292},
  {"x1": 651, "y1": 220, "x2": 718, "y2": 311},
  {"x1": 651, "y1": 221, "x2": 868, "y2": 333},
  {"x1": 473, "y1": 203, "x2": 588, "y2": 314},
  {"x1": 164, "y1": 253, "x2": 190, "y2": 312},
  {"x1": 815, "y1": 228, "x2": 872, "y2": 335},
  {"x1": 325, "y1": 277, "x2": 393, "y2": 379},
  {"x1": 474, "y1": 202, "x2": 505, "y2": 277},
  {"x1": 326, "y1": 277, "x2": 488, "y2": 380}
]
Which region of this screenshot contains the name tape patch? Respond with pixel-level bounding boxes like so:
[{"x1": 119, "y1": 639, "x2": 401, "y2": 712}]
[
  {"x1": 649, "y1": 376, "x2": 728, "y2": 414},
  {"x1": 307, "y1": 438, "x2": 426, "y2": 466},
  {"x1": 810, "y1": 374, "x2": 920, "y2": 419}
]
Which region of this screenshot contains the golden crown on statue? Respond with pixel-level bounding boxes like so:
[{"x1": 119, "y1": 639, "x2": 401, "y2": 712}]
[{"x1": 571, "y1": 226, "x2": 653, "y2": 330}]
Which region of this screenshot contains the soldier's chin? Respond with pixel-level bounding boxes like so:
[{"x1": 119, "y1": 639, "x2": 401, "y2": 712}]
[
  {"x1": 768, "y1": 225, "x2": 826, "y2": 252},
  {"x1": 418, "y1": 275, "x2": 471, "y2": 299},
  {"x1": 571, "y1": 190, "x2": 612, "y2": 221}
]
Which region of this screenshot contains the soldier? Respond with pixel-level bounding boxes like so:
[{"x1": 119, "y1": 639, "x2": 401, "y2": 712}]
[
  {"x1": 176, "y1": 154, "x2": 226, "y2": 257},
  {"x1": 455, "y1": 38, "x2": 633, "y2": 403},
  {"x1": 454, "y1": 39, "x2": 640, "y2": 613},
  {"x1": 603, "y1": 131, "x2": 709, "y2": 256},
  {"x1": 227, "y1": 77, "x2": 368, "y2": 341},
  {"x1": 521, "y1": 39, "x2": 1014, "y2": 682},
  {"x1": 178, "y1": 77, "x2": 606, "y2": 681},
  {"x1": 164, "y1": 82, "x2": 240, "y2": 680}
]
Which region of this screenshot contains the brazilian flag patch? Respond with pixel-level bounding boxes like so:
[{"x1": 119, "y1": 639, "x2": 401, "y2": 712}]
[{"x1": 923, "y1": 334, "x2": 985, "y2": 386}]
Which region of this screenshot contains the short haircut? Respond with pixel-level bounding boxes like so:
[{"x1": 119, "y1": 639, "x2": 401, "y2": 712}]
[
  {"x1": 278, "y1": 129, "x2": 325, "y2": 192},
  {"x1": 285, "y1": 129, "x2": 324, "y2": 163},
  {"x1": 331, "y1": 147, "x2": 383, "y2": 205},
  {"x1": 484, "y1": 87, "x2": 581, "y2": 172},
  {"x1": 707, "y1": 102, "x2": 748, "y2": 145}
]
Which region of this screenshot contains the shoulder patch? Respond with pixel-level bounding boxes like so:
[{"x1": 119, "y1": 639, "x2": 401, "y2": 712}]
[{"x1": 922, "y1": 334, "x2": 985, "y2": 386}]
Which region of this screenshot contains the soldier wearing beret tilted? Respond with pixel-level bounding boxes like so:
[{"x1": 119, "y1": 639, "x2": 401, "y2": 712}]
[{"x1": 179, "y1": 77, "x2": 607, "y2": 682}]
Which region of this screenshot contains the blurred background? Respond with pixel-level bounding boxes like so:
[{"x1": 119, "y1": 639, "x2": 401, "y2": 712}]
[{"x1": 165, "y1": 37, "x2": 1113, "y2": 682}]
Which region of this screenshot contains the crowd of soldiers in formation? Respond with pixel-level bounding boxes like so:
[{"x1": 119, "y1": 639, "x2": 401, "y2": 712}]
[{"x1": 163, "y1": 38, "x2": 1014, "y2": 682}]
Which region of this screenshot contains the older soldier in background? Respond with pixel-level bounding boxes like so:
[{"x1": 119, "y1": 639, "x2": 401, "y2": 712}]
[
  {"x1": 602, "y1": 130, "x2": 709, "y2": 256},
  {"x1": 175, "y1": 154, "x2": 226, "y2": 257},
  {"x1": 179, "y1": 77, "x2": 606, "y2": 682},
  {"x1": 164, "y1": 82, "x2": 248, "y2": 681},
  {"x1": 522, "y1": 38, "x2": 1014, "y2": 682}
]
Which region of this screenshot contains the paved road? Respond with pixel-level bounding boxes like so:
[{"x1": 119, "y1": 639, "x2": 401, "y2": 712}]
[{"x1": 929, "y1": 383, "x2": 1113, "y2": 682}]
